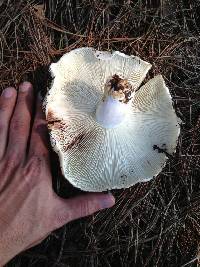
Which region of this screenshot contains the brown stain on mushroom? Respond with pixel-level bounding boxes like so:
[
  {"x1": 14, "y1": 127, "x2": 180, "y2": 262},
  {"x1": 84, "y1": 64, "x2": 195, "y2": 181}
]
[
  {"x1": 48, "y1": 121, "x2": 63, "y2": 130},
  {"x1": 63, "y1": 129, "x2": 98, "y2": 153},
  {"x1": 47, "y1": 109, "x2": 57, "y2": 122},
  {"x1": 64, "y1": 133, "x2": 85, "y2": 151},
  {"x1": 153, "y1": 144, "x2": 173, "y2": 160},
  {"x1": 47, "y1": 109, "x2": 65, "y2": 130},
  {"x1": 147, "y1": 160, "x2": 152, "y2": 166},
  {"x1": 120, "y1": 174, "x2": 127, "y2": 185}
]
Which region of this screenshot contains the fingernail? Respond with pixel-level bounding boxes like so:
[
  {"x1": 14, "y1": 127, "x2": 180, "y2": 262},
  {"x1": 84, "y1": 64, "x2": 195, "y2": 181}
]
[
  {"x1": 2, "y1": 87, "x2": 14, "y2": 98},
  {"x1": 19, "y1": 81, "x2": 32, "y2": 92},
  {"x1": 100, "y1": 194, "x2": 115, "y2": 209}
]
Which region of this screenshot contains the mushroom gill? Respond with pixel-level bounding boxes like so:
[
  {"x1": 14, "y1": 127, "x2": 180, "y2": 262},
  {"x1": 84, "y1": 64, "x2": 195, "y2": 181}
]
[{"x1": 44, "y1": 47, "x2": 181, "y2": 192}]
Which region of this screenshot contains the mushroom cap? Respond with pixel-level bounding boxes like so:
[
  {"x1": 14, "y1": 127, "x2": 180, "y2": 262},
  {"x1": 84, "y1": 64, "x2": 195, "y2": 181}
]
[{"x1": 44, "y1": 47, "x2": 180, "y2": 192}]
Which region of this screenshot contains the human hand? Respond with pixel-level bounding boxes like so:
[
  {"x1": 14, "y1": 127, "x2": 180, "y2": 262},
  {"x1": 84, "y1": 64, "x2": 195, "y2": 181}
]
[{"x1": 0, "y1": 82, "x2": 115, "y2": 266}]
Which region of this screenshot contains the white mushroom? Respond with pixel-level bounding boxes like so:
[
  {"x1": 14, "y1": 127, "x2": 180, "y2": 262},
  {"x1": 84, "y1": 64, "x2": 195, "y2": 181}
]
[{"x1": 44, "y1": 47, "x2": 180, "y2": 192}]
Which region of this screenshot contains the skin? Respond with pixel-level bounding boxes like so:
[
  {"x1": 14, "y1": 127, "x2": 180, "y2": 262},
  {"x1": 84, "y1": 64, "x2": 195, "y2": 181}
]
[{"x1": 0, "y1": 82, "x2": 115, "y2": 266}]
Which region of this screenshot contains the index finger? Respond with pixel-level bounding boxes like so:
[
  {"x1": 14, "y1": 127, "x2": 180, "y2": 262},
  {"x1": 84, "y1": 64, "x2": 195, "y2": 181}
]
[{"x1": 28, "y1": 95, "x2": 50, "y2": 160}]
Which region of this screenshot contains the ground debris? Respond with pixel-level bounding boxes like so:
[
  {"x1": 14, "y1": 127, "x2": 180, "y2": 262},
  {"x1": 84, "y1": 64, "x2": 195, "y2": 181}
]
[{"x1": 2, "y1": 1, "x2": 200, "y2": 267}]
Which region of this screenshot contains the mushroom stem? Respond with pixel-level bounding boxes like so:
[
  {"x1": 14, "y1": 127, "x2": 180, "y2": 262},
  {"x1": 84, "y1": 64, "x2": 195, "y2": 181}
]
[{"x1": 95, "y1": 75, "x2": 134, "y2": 128}]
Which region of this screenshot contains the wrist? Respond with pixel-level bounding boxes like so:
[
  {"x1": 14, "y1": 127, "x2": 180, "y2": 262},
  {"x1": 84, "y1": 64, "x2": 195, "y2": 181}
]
[
  {"x1": 0, "y1": 257, "x2": 7, "y2": 267},
  {"x1": 0, "y1": 251, "x2": 12, "y2": 266},
  {"x1": 0, "y1": 239, "x2": 20, "y2": 266}
]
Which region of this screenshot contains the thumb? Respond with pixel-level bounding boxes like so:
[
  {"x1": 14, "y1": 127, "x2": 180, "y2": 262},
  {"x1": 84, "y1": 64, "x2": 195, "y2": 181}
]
[{"x1": 51, "y1": 193, "x2": 115, "y2": 230}]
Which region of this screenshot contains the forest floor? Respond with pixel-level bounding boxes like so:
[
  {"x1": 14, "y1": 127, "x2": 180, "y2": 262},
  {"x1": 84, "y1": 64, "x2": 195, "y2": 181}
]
[{"x1": 0, "y1": 0, "x2": 200, "y2": 266}]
